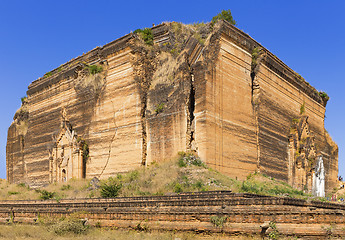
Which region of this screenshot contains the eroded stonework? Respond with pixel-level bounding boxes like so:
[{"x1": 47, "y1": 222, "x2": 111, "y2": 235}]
[{"x1": 6, "y1": 21, "x2": 338, "y2": 194}]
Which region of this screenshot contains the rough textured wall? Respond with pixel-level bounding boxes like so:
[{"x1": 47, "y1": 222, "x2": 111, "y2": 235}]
[
  {"x1": 197, "y1": 21, "x2": 337, "y2": 192},
  {"x1": 202, "y1": 33, "x2": 258, "y2": 179},
  {"x1": 7, "y1": 35, "x2": 146, "y2": 186},
  {"x1": 6, "y1": 20, "x2": 338, "y2": 192},
  {"x1": 2, "y1": 192, "x2": 345, "y2": 237}
]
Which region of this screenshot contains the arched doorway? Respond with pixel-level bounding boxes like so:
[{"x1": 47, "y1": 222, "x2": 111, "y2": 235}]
[{"x1": 62, "y1": 169, "x2": 66, "y2": 182}]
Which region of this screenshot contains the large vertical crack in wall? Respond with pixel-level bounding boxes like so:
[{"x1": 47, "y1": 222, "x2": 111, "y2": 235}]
[
  {"x1": 250, "y1": 47, "x2": 265, "y2": 171},
  {"x1": 186, "y1": 61, "x2": 196, "y2": 152},
  {"x1": 131, "y1": 40, "x2": 158, "y2": 166}
]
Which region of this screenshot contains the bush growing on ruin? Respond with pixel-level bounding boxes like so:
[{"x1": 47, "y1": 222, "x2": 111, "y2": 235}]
[
  {"x1": 100, "y1": 178, "x2": 122, "y2": 198},
  {"x1": 37, "y1": 190, "x2": 55, "y2": 200},
  {"x1": 85, "y1": 64, "x2": 103, "y2": 75},
  {"x1": 268, "y1": 222, "x2": 280, "y2": 239},
  {"x1": 210, "y1": 215, "x2": 227, "y2": 228},
  {"x1": 319, "y1": 91, "x2": 329, "y2": 103},
  {"x1": 211, "y1": 9, "x2": 236, "y2": 27},
  {"x1": 21, "y1": 96, "x2": 27, "y2": 104},
  {"x1": 173, "y1": 182, "x2": 183, "y2": 193},
  {"x1": 134, "y1": 28, "x2": 153, "y2": 45},
  {"x1": 177, "y1": 151, "x2": 205, "y2": 167}
]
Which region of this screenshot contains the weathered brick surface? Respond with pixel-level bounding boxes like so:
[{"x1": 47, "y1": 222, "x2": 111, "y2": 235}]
[{"x1": 1, "y1": 192, "x2": 345, "y2": 237}]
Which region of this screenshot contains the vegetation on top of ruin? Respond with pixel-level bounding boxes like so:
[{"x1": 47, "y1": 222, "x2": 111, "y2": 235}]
[
  {"x1": 319, "y1": 91, "x2": 330, "y2": 104},
  {"x1": 133, "y1": 28, "x2": 154, "y2": 46},
  {"x1": 21, "y1": 96, "x2": 27, "y2": 104},
  {"x1": 210, "y1": 9, "x2": 236, "y2": 27},
  {"x1": 85, "y1": 64, "x2": 103, "y2": 75},
  {"x1": 14, "y1": 96, "x2": 29, "y2": 124}
]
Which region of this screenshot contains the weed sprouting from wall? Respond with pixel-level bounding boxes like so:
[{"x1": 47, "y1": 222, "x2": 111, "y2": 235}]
[
  {"x1": 300, "y1": 102, "x2": 306, "y2": 115},
  {"x1": 210, "y1": 215, "x2": 227, "y2": 228},
  {"x1": 154, "y1": 103, "x2": 164, "y2": 114}
]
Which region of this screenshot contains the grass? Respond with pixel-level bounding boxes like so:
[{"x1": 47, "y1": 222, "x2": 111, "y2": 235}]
[
  {"x1": 0, "y1": 224, "x2": 306, "y2": 240},
  {"x1": 0, "y1": 153, "x2": 315, "y2": 200},
  {"x1": 240, "y1": 172, "x2": 308, "y2": 199}
]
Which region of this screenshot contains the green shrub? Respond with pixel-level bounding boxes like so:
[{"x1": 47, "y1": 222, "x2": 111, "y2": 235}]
[
  {"x1": 100, "y1": 178, "x2": 122, "y2": 198},
  {"x1": 210, "y1": 215, "x2": 227, "y2": 228},
  {"x1": 268, "y1": 221, "x2": 279, "y2": 239},
  {"x1": 211, "y1": 9, "x2": 236, "y2": 27},
  {"x1": 44, "y1": 71, "x2": 53, "y2": 78},
  {"x1": 129, "y1": 170, "x2": 139, "y2": 181},
  {"x1": 50, "y1": 218, "x2": 88, "y2": 235},
  {"x1": 134, "y1": 222, "x2": 149, "y2": 232},
  {"x1": 177, "y1": 152, "x2": 204, "y2": 167},
  {"x1": 134, "y1": 28, "x2": 153, "y2": 45},
  {"x1": 8, "y1": 191, "x2": 20, "y2": 195},
  {"x1": 85, "y1": 64, "x2": 103, "y2": 75},
  {"x1": 195, "y1": 181, "x2": 203, "y2": 189},
  {"x1": 251, "y1": 47, "x2": 262, "y2": 69},
  {"x1": 178, "y1": 158, "x2": 186, "y2": 167},
  {"x1": 60, "y1": 185, "x2": 71, "y2": 191},
  {"x1": 17, "y1": 182, "x2": 26, "y2": 187},
  {"x1": 173, "y1": 183, "x2": 183, "y2": 193},
  {"x1": 37, "y1": 190, "x2": 55, "y2": 200},
  {"x1": 319, "y1": 91, "x2": 329, "y2": 103},
  {"x1": 20, "y1": 97, "x2": 27, "y2": 104}
]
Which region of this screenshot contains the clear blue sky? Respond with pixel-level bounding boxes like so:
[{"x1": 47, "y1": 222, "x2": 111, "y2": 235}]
[{"x1": 0, "y1": 0, "x2": 344, "y2": 179}]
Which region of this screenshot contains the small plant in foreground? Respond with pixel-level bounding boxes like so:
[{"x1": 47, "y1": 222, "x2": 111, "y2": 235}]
[
  {"x1": 210, "y1": 215, "x2": 227, "y2": 228},
  {"x1": 268, "y1": 221, "x2": 279, "y2": 239},
  {"x1": 50, "y1": 218, "x2": 88, "y2": 235}
]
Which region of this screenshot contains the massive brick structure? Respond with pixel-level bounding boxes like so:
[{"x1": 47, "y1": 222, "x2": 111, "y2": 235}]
[{"x1": 6, "y1": 20, "x2": 338, "y2": 195}]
